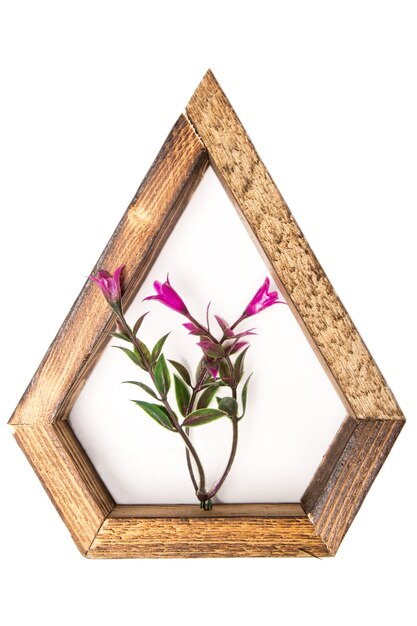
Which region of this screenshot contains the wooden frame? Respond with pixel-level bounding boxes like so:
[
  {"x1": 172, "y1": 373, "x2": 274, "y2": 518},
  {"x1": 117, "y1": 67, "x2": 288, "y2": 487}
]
[{"x1": 9, "y1": 70, "x2": 404, "y2": 558}]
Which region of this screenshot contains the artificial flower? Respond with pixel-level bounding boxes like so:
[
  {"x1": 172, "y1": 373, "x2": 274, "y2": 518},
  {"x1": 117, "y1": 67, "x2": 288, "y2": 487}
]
[
  {"x1": 89, "y1": 265, "x2": 124, "y2": 306},
  {"x1": 243, "y1": 277, "x2": 285, "y2": 317},
  {"x1": 144, "y1": 275, "x2": 188, "y2": 315}
]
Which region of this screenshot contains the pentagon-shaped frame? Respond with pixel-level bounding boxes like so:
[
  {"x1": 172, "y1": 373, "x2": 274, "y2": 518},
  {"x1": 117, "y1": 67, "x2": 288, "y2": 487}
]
[{"x1": 9, "y1": 70, "x2": 404, "y2": 558}]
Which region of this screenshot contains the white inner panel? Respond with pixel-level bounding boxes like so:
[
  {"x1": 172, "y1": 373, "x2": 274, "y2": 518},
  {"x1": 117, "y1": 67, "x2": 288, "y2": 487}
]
[{"x1": 69, "y1": 168, "x2": 346, "y2": 504}]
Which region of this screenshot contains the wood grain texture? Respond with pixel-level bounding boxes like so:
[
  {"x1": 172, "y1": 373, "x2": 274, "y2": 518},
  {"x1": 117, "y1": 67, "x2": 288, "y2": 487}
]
[
  {"x1": 302, "y1": 415, "x2": 357, "y2": 514},
  {"x1": 108, "y1": 503, "x2": 304, "y2": 518},
  {"x1": 186, "y1": 70, "x2": 403, "y2": 422},
  {"x1": 302, "y1": 418, "x2": 403, "y2": 554},
  {"x1": 12, "y1": 422, "x2": 114, "y2": 554},
  {"x1": 87, "y1": 505, "x2": 329, "y2": 558},
  {"x1": 8, "y1": 71, "x2": 404, "y2": 559},
  {"x1": 9, "y1": 114, "x2": 208, "y2": 426}
]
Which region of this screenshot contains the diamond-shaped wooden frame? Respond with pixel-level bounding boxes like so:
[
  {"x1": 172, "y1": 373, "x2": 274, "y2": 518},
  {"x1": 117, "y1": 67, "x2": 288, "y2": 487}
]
[{"x1": 9, "y1": 70, "x2": 404, "y2": 558}]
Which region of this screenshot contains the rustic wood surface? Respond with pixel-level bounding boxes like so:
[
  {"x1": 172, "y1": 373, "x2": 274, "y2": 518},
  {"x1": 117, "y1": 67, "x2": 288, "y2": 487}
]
[
  {"x1": 302, "y1": 416, "x2": 357, "y2": 515},
  {"x1": 12, "y1": 422, "x2": 114, "y2": 554},
  {"x1": 8, "y1": 70, "x2": 404, "y2": 559},
  {"x1": 88, "y1": 505, "x2": 329, "y2": 558},
  {"x1": 302, "y1": 418, "x2": 403, "y2": 553},
  {"x1": 108, "y1": 503, "x2": 304, "y2": 518},
  {"x1": 186, "y1": 69, "x2": 405, "y2": 555},
  {"x1": 9, "y1": 114, "x2": 208, "y2": 426},
  {"x1": 186, "y1": 70, "x2": 403, "y2": 423}
]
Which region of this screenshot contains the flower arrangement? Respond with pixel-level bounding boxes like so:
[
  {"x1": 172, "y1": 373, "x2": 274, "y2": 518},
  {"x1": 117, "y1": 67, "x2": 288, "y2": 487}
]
[{"x1": 90, "y1": 266, "x2": 285, "y2": 509}]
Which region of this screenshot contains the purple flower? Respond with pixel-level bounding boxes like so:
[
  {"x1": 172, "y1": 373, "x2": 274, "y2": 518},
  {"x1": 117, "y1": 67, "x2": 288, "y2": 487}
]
[
  {"x1": 243, "y1": 277, "x2": 285, "y2": 318},
  {"x1": 89, "y1": 265, "x2": 124, "y2": 306},
  {"x1": 143, "y1": 275, "x2": 188, "y2": 315}
]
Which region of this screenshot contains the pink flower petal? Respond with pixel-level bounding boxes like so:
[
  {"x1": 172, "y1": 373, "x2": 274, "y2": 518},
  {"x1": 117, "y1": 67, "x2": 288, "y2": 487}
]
[{"x1": 144, "y1": 275, "x2": 188, "y2": 314}]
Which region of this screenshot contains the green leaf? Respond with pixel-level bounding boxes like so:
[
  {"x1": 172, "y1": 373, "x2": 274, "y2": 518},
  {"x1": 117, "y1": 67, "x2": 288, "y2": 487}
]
[
  {"x1": 240, "y1": 373, "x2": 253, "y2": 419},
  {"x1": 195, "y1": 357, "x2": 205, "y2": 380},
  {"x1": 174, "y1": 375, "x2": 191, "y2": 417},
  {"x1": 114, "y1": 346, "x2": 145, "y2": 369},
  {"x1": 199, "y1": 381, "x2": 222, "y2": 390},
  {"x1": 195, "y1": 358, "x2": 210, "y2": 385},
  {"x1": 182, "y1": 408, "x2": 227, "y2": 427},
  {"x1": 133, "y1": 339, "x2": 151, "y2": 368},
  {"x1": 132, "y1": 400, "x2": 175, "y2": 431},
  {"x1": 109, "y1": 331, "x2": 130, "y2": 342},
  {"x1": 197, "y1": 384, "x2": 220, "y2": 410},
  {"x1": 218, "y1": 396, "x2": 239, "y2": 418},
  {"x1": 219, "y1": 359, "x2": 233, "y2": 385},
  {"x1": 133, "y1": 312, "x2": 149, "y2": 336},
  {"x1": 169, "y1": 360, "x2": 192, "y2": 387},
  {"x1": 123, "y1": 381, "x2": 158, "y2": 399},
  {"x1": 233, "y1": 347, "x2": 249, "y2": 384},
  {"x1": 199, "y1": 342, "x2": 224, "y2": 359},
  {"x1": 151, "y1": 333, "x2": 170, "y2": 364},
  {"x1": 154, "y1": 354, "x2": 171, "y2": 397}
]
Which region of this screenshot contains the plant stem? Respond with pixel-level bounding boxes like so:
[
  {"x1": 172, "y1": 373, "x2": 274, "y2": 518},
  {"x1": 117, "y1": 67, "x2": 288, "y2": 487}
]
[
  {"x1": 217, "y1": 314, "x2": 246, "y2": 344},
  {"x1": 207, "y1": 417, "x2": 238, "y2": 499},
  {"x1": 116, "y1": 311, "x2": 207, "y2": 500},
  {"x1": 184, "y1": 367, "x2": 209, "y2": 490},
  {"x1": 230, "y1": 314, "x2": 245, "y2": 331},
  {"x1": 188, "y1": 314, "x2": 238, "y2": 395},
  {"x1": 187, "y1": 314, "x2": 241, "y2": 504},
  {"x1": 198, "y1": 324, "x2": 240, "y2": 500}
]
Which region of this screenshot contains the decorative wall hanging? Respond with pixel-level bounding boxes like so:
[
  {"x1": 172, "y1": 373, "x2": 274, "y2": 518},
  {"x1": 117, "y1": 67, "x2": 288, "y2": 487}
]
[{"x1": 9, "y1": 70, "x2": 405, "y2": 558}]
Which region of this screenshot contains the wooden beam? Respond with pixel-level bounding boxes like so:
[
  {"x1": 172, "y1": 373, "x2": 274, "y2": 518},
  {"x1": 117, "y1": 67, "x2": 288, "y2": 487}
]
[
  {"x1": 302, "y1": 418, "x2": 403, "y2": 554},
  {"x1": 12, "y1": 422, "x2": 114, "y2": 554},
  {"x1": 186, "y1": 70, "x2": 403, "y2": 422},
  {"x1": 10, "y1": 115, "x2": 208, "y2": 426},
  {"x1": 87, "y1": 504, "x2": 329, "y2": 558}
]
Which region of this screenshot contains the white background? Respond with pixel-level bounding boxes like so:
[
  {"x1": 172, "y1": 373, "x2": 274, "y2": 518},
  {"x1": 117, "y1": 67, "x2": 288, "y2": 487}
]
[
  {"x1": 0, "y1": 2, "x2": 416, "y2": 625},
  {"x1": 69, "y1": 167, "x2": 346, "y2": 505}
]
